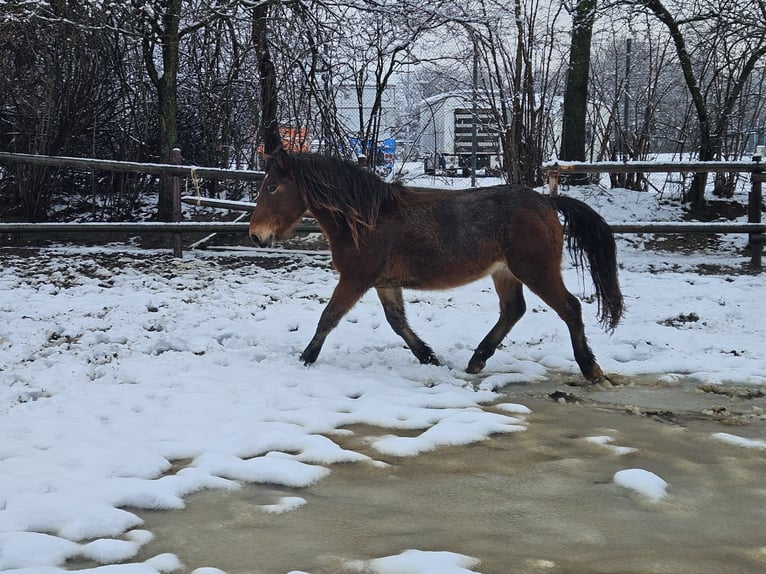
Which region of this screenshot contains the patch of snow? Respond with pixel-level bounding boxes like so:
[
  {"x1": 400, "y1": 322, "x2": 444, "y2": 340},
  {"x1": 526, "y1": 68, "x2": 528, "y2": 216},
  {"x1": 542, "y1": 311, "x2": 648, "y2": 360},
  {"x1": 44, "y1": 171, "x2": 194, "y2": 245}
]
[
  {"x1": 259, "y1": 496, "x2": 307, "y2": 514},
  {"x1": 585, "y1": 435, "x2": 638, "y2": 455},
  {"x1": 711, "y1": 432, "x2": 766, "y2": 450},
  {"x1": 347, "y1": 549, "x2": 481, "y2": 574},
  {"x1": 614, "y1": 468, "x2": 669, "y2": 502}
]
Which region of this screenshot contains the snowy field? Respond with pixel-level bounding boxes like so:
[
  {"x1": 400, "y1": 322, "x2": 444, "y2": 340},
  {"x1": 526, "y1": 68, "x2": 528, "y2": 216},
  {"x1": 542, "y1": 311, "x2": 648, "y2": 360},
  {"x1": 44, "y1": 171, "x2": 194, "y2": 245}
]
[{"x1": 1, "y1": 181, "x2": 766, "y2": 573}]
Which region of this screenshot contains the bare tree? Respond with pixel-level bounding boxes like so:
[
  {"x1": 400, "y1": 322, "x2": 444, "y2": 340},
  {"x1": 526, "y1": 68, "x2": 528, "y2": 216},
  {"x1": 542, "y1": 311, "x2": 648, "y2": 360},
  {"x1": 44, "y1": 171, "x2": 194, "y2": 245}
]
[
  {"x1": 0, "y1": 1, "x2": 127, "y2": 220},
  {"x1": 589, "y1": 12, "x2": 678, "y2": 189},
  {"x1": 475, "y1": 0, "x2": 566, "y2": 185},
  {"x1": 630, "y1": 0, "x2": 766, "y2": 209},
  {"x1": 134, "y1": 0, "x2": 186, "y2": 219},
  {"x1": 251, "y1": 0, "x2": 281, "y2": 155},
  {"x1": 5, "y1": 0, "x2": 766, "y2": 223},
  {"x1": 320, "y1": 1, "x2": 443, "y2": 163},
  {"x1": 560, "y1": 0, "x2": 599, "y2": 185},
  {"x1": 132, "y1": 0, "x2": 252, "y2": 218}
]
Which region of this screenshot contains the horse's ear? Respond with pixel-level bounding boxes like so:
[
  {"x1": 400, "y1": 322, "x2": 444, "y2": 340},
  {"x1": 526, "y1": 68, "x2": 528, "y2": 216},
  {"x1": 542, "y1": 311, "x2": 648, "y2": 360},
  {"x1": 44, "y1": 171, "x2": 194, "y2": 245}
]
[{"x1": 271, "y1": 146, "x2": 290, "y2": 170}]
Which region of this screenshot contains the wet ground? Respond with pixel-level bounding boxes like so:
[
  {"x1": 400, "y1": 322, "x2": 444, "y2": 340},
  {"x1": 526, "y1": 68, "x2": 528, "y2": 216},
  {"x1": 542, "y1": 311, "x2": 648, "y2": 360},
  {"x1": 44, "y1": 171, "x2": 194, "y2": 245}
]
[
  {"x1": 4, "y1": 245, "x2": 762, "y2": 573},
  {"x1": 124, "y1": 375, "x2": 766, "y2": 574}
]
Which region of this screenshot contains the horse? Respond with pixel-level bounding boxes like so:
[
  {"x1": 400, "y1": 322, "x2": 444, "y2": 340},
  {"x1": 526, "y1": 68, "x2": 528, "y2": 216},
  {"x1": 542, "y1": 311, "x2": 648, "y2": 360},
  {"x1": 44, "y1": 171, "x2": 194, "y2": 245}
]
[{"x1": 249, "y1": 147, "x2": 623, "y2": 383}]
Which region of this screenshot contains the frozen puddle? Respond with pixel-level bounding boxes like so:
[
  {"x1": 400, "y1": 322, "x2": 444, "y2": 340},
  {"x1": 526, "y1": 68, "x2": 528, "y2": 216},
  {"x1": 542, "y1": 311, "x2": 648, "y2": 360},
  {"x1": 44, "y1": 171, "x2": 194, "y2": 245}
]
[{"x1": 114, "y1": 379, "x2": 766, "y2": 574}]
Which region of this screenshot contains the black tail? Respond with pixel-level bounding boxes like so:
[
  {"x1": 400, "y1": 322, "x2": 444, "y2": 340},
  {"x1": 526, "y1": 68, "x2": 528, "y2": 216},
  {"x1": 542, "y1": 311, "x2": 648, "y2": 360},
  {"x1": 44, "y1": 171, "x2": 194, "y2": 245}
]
[{"x1": 551, "y1": 195, "x2": 624, "y2": 331}]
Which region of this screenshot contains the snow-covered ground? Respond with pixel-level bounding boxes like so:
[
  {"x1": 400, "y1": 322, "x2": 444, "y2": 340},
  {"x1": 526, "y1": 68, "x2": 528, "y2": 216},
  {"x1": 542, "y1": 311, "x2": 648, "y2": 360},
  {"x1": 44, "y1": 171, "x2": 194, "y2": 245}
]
[{"x1": 1, "y1": 180, "x2": 765, "y2": 573}]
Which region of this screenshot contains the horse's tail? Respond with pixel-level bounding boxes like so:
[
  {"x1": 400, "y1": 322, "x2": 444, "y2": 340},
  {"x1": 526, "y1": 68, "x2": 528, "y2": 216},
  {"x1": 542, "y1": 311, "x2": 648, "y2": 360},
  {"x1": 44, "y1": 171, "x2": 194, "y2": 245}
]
[{"x1": 550, "y1": 195, "x2": 624, "y2": 331}]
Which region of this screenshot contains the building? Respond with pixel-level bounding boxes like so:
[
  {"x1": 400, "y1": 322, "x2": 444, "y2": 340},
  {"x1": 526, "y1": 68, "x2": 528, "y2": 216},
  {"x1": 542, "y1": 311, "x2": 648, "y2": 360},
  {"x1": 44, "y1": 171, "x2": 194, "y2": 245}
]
[{"x1": 416, "y1": 92, "x2": 502, "y2": 175}]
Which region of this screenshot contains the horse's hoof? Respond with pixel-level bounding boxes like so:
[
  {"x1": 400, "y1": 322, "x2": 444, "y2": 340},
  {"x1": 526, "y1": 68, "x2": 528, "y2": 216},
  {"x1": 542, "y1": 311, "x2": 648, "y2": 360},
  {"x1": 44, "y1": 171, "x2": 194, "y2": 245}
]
[
  {"x1": 466, "y1": 360, "x2": 485, "y2": 374},
  {"x1": 587, "y1": 367, "x2": 614, "y2": 387},
  {"x1": 299, "y1": 351, "x2": 317, "y2": 365},
  {"x1": 594, "y1": 373, "x2": 616, "y2": 388}
]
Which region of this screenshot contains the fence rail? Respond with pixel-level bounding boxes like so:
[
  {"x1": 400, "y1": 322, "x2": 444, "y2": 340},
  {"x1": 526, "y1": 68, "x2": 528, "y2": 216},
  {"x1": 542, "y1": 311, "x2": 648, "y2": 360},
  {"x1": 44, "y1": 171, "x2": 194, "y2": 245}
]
[
  {"x1": 544, "y1": 158, "x2": 765, "y2": 175},
  {"x1": 0, "y1": 151, "x2": 265, "y2": 181},
  {"x1": 3, "y1": 220, "x2": 764, "y2": 235},
  {"x1": 1, "y1": 152, "x2": 764, "y2": 269},
  {"x1": 544, "y1": 158, "x2": 764, "y2": 269}
]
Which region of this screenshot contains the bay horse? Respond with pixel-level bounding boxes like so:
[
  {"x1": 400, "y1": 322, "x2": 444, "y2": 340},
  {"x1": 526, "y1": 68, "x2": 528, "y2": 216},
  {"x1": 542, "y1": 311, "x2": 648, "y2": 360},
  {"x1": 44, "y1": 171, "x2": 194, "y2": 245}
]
[{"x1": 249, "y1": 148, "x2": 623, "y2": 383}]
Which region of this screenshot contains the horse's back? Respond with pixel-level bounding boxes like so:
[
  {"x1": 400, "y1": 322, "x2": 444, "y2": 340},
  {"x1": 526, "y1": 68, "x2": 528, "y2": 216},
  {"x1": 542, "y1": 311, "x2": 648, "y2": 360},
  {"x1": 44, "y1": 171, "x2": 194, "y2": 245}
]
[
  {"x1": 407, "y1": 184, "x2": 554, "y2": 216},
  {"x1": 394, "y1": 184, "x2": 560, "y2": 246},
  {"x1": 362, "y1": 184, "x2": 561, "y2": 290}
]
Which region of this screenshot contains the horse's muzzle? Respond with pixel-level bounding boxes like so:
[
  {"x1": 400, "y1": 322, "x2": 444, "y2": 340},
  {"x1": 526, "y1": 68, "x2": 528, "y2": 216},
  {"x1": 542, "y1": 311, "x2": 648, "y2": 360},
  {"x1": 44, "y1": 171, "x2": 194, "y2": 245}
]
[{"x1": 250, "y1": 232, "x2": 274, "y2": 248}]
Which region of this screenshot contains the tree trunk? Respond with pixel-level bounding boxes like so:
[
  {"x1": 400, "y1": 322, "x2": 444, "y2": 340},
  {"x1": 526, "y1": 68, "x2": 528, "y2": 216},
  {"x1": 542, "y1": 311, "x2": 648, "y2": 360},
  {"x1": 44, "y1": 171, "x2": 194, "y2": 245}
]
[
  {"x1": 142, "y1": 0, "x2": 181, "y2": 221},
  {"x1": 560, "y1": 0, "x2": 597, "y2": 185},
  {"x1": 253, "y1": 3, "x2": 281, "y2": 154}
]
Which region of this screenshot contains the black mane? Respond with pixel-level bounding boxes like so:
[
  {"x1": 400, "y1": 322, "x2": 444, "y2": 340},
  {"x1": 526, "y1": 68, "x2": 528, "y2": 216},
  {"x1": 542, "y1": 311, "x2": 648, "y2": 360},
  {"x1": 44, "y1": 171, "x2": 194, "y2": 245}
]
[{"x1": 282, "y1": 153, "x2": 403, "y2": 242}]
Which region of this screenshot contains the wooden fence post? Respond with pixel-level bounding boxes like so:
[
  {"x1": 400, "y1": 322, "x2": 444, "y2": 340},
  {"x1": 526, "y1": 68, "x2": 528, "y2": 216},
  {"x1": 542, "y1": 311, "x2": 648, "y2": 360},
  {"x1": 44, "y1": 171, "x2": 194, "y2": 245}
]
[
  {"x1": 548, "y1": 169, "x2": 559, "y2": 197},
  {"x1": 750, "y1": 155, "x2": 764, "y2": 270},
  {"x1": 171, "y1": 148, "x2": 183, "y2": 258}
]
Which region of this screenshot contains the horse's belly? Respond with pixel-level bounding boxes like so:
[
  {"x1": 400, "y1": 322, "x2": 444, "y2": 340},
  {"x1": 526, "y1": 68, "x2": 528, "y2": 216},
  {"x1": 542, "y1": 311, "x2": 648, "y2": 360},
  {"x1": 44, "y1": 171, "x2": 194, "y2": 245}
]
[{"x1": 383, "y1": 259, "x2": 506, "y2": 290}]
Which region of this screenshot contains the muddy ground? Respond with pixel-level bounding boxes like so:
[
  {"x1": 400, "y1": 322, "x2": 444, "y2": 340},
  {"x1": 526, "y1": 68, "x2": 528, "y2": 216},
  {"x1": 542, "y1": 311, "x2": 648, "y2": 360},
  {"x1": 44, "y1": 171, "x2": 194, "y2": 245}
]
[
  {"x1": 4, "y1": 241, "x2": 764, "y2": 574},
  {"x1": 118, "y1": 374, "x2": 766, "y2": 574}
]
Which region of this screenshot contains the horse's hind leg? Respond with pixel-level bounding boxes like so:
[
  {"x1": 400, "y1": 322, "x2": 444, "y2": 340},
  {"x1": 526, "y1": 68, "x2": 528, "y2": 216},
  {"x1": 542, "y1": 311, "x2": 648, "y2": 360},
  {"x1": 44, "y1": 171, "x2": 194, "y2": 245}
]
[
  {"x1": 558, "y1": 292, "x2": 604, "y2": 383},
  {"x1": 515, "y1": 266, "x2": 603, "y2": 383},
  {"x1": 467, "y1": 268, "x2": 526, "y2": 374},
  {"x1": 376, "y1": 287, "x2": 440, "y2": 366}
]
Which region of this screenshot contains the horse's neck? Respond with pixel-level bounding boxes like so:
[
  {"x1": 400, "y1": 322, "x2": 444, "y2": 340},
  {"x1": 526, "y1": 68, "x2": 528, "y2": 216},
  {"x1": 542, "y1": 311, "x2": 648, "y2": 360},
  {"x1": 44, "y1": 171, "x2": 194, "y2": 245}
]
[{"x1": 308, "y1": 206, "x2": 347, "y2": 245}]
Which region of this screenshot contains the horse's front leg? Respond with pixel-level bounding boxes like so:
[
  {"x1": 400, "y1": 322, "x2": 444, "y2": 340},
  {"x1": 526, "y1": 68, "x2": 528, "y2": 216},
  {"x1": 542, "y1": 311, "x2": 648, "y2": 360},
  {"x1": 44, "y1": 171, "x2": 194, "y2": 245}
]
[
  {"x1": 467, "y1": 269, "x2": 526, "y2": 373},
  {"x1": 300, "y1": 276, "x2": 368, "y2": 365},
  {"x1": 376, "y1": 287, "x2": 440, "y2": 366}
]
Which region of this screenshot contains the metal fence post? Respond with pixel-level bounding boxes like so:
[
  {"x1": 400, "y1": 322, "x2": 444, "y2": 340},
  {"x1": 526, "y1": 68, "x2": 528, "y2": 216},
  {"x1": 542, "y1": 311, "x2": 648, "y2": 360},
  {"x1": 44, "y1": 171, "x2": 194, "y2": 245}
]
[
  {"x1": 749, "y1": 155, "x2": 763, "y2": 271},
  {"x1": 171, "y1": 148, "x2": 183, "y2": 258},
  {"x1": 747, "y1": 155, "x2": 766, "y2": 271}
]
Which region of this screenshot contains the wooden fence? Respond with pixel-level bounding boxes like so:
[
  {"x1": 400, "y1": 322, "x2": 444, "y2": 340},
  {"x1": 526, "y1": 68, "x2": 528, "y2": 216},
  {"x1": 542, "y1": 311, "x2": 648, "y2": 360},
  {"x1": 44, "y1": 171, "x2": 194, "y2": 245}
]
[
  {"x1": 0, "y1": 149, "x2": 267, "y2": 256},
  {"x1": 545, "y1": 158, "x2": 765, "y2": 269},
  {"x1": 0, "y1": 151, "x2": 764, "y2": 269}
]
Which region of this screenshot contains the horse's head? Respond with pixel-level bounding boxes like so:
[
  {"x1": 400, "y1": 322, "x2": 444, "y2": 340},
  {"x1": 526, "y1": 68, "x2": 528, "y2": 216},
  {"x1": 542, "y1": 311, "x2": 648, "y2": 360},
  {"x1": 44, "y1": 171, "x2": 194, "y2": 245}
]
[{"x1": 249, "y1": 147, "x2": 308, "y2": 247}]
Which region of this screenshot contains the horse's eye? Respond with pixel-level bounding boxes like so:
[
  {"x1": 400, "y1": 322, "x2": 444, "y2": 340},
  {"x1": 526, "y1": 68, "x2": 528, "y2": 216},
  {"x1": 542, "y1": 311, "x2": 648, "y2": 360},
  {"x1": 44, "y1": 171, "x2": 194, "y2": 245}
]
[{"x1": 267, "y1": 184, "x2": 278, "y2": 194}]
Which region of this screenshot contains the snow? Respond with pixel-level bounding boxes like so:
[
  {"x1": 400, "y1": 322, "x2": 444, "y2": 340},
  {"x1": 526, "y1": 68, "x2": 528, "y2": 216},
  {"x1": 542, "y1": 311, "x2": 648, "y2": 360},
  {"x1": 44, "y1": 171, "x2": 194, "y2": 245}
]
[
  {"x1": 711, "y1": 432, "x2": 766, "y2": 450},
  {"x1": 259, "y1": 496, "x2": 307, "y2": 514},
  {"x1": 371, "y1": 409, "x2": 526, "y2": 456},
  {"x1": 585, "y1": 435, "x2": 638, "y2": 455},
  {"x1": 346, "y1": 549, "x2": 481, "y2": 574},
  {"x1": 1, "y1": 179, "x2": 765, "y2": 573},
  {"x1": 613, "y1": 468, "x2": 670, "y2": 502}
]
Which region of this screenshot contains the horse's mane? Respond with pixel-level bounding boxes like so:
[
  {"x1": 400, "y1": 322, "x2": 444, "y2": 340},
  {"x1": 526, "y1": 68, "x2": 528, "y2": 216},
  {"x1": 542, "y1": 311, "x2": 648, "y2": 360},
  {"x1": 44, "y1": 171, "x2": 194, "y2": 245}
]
[{"x1": 284, "y1": 153, "x2": 405, "y2": 245}]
